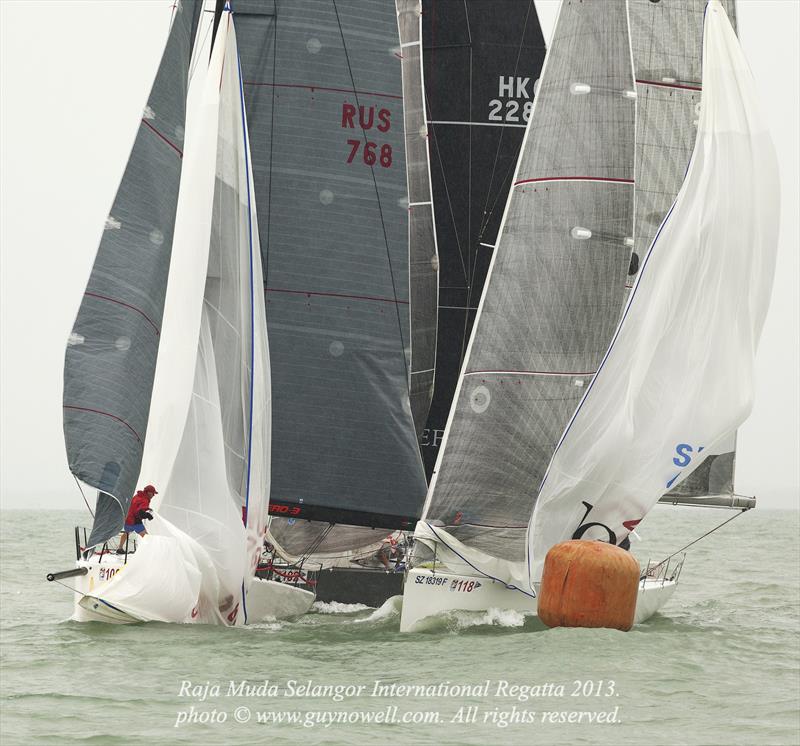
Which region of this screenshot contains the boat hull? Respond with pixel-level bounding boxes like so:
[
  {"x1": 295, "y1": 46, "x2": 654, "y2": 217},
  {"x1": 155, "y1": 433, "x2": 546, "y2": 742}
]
[
  {"x1": 70, "y1": 556, "x2": 315, "y2": 624},
  {"x1": 399, "y1": 568, "x2": 678, "y2": 632},
  {"x1": 245, "y1": 577, "x2": 315, "y2": 622},
  {"x1": 314, "y1": 567, "x2": 404, "y2": 607}
]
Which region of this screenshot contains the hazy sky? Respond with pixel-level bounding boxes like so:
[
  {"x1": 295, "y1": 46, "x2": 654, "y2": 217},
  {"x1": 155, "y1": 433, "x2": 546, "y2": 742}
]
[{"x1": 1, "y1": 1, "x2": 797, "y2": 511}]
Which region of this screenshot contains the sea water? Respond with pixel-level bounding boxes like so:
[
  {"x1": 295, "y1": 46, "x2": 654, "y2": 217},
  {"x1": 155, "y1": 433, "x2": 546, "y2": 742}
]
[{"x1": 1, "y1": 506, "x2": 798, "y2": 745}]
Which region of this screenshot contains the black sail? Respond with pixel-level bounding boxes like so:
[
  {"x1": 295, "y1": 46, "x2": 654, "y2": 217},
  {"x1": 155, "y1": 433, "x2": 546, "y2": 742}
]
[
  {"x1": 419, "y1": 0, "x2": 546, "y2": 478},
  {"x1": 63, "y1": 2, "x2": 200, "y2": 546}
]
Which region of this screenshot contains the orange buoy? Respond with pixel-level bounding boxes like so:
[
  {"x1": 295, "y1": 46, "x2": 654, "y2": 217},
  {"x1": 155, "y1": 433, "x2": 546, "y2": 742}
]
[{"x1": 538, "y1": 540, "x2": 640, "y2": 631}]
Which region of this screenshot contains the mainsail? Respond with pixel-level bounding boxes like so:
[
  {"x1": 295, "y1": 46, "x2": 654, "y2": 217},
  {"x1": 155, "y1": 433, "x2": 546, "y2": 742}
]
[
  {"x1": 63, "y1": 0, "x2": 200, "y2": 546},
  {"x1": 233, "y1": 1, "x2": 430, "y2": 559},
  {"x1": 529, "y1": 0, "x2": 779, "y2": 580},
  {"x1": 419, "y1": 0, "x2": 636, "y2": 567},
  {"x1": 419, "y1": 0, "x2": 546, "y2": 478},
  {"x1": 628, "y1": 0, "x2": 739, "y2": 502}
]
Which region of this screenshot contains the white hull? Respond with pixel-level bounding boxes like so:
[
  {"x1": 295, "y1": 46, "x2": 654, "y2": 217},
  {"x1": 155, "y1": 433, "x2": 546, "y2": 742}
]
[
  {"x1": 399, "y1": 568, "x2": 678, "y2": 632},
  {"x1": 245, "y1": 577, "x2": 315, "y2": 622},
  {"x1": 71, "y1": 555, "x2": 137, "y2": 624},
  {"x1": 71, "y1": 555, "x2": 314, "y2": 625}
]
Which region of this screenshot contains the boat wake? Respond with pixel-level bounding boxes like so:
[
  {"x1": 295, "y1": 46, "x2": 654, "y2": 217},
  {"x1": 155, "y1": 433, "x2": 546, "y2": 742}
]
[
  {"x1": 312, "y1": 601, "x2": 372, "y2": 615},
  {"x1": 352, "y1": 595, "x2": 403, "y2": 624},
  {"x1": 411, "y1": 607, "x2": 542, "y2": 634}
]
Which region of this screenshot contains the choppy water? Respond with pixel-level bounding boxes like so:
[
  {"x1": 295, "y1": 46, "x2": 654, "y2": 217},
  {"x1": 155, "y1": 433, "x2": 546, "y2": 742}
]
[{"x1": 1, "y1": 507, "x2": 798, "y2": 745}]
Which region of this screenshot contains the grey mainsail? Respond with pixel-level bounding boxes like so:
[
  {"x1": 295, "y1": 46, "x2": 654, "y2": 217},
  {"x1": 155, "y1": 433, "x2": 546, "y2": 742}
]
[
  {"x1": 234, "y1": 0, "x2": 428, "y2": 559},
  {"x1": 421, "y1": 0, "x2": 636, "y2": 562},
  {"x1": 628, "y1": 0, "x2": 739, "y2": 501},
  {"x1": 63, "y1": 1, "x2": 199, "y2": 546}
]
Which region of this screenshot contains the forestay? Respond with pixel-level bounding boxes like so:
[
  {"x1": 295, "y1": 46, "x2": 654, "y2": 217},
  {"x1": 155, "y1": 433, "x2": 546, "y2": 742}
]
[
  {"x1": 420, "y1": 0, "x2": 635, "y2": 567},
  {"x1": 63, "y1": 1, "x2": 199, "y2": 546},
  {"x1": 529, "y1": 1, "x2": 779, "y2": 581}
]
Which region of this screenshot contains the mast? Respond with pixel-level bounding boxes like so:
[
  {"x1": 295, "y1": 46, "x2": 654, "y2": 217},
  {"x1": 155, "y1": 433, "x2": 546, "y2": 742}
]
[
  {"x1": 419, "y1": 0, "x2": 546, "y2": 479},
  {"x1": 419, "y1": 0, "x2": 636, "y2": 564},
  {"x1": 63, "y1": 0, "x2": 201, "y2": 547}
]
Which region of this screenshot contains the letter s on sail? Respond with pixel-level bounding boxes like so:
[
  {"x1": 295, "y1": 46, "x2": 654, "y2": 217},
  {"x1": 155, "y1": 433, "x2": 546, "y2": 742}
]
[{"x1": 673, "y1": 443, "x2": 693, "y2": 467}]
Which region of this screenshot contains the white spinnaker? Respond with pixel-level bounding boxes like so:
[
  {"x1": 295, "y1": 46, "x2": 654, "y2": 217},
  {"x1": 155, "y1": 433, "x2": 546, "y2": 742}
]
[
  {"x1": 138, "y1": 5, "x2": 225, "y2": 489},
  {"x1": 100, "y1": 11, "x2": 270, "y2": 626},
  {"x1": 155, "y1": 12, "x2": 270, "y2": 623},
  {"x1": 528, "y1": 1, "x2": 779, "y2": 583}
]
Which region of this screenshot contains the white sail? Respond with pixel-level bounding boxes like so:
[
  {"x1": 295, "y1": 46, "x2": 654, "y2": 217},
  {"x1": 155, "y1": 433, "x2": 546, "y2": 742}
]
[
  {"x1": 96, "y1": 7, "x2": 271, "y2": 626},
  {"x1": 528, "y1": 1, "x2": 779, "y2": 581}
]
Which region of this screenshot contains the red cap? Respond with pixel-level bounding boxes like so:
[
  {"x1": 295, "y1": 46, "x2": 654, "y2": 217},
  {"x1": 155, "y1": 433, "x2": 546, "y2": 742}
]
[{"x1": 143, "y1": 484, "x2": 158, "y2": 495}]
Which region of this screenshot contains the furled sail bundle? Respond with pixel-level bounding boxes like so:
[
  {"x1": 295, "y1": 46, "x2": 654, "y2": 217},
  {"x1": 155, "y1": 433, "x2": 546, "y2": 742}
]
[
  {"x1": 416, "y1": 0, "x2": 636, "y2": 583},
  {"x1": 628, "y1": 0, "x2": 740, "y2": 504},
  {"x1": 63, "y1": 0, "x2": 200, "y2": 547},
  {"x1": 419, "y1": 0, "x2": 547, "y2": 478},
  {"x1": 233, "y1": 0, "x2": 433, "y2": 561},
  {"x1": 529, "y1": 0, "x2": 779, "y2": 580}
]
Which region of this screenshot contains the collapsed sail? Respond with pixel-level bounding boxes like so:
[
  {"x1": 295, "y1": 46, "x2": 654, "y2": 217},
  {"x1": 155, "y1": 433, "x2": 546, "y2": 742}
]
[
  {"x1": 96, "y1": 7, "x2": 270, "y2": 625},
  {"x1": 419, "y1": 0, "x2": 635, "y2": 567},
  {"x1": 234, "y1": 1, "x2": 428, "y2": 558},
  {"x1": 628, "y1": 0, "x2": 739, "y2": 501},
  {"x1": 529, "y1": 1, "x2": 779, "y2": 579},
  {"x1": 63, "y1": 0, "x2": 199, "y2": 547},
  {"x1": 419, "y1": 0, "x2": 546, "y2": 478}
]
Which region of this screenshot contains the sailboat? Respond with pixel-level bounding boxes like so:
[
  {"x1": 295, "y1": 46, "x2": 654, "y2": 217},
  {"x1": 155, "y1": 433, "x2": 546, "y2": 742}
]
[
  {"x1": 400, "y1": 0, "x2": 778, "y2": 631},
  {"x1": 51, "y1": 1, "x2": 314, "y2": 624},
  {"x1": 227, "y1": 0, "x2": 438, "y2": 606}
]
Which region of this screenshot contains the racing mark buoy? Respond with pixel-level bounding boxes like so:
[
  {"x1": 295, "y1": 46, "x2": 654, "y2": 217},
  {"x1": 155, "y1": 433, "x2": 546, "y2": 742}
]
[{"x1": 538, "y1": 540, "x2": 640, "y2": 631}]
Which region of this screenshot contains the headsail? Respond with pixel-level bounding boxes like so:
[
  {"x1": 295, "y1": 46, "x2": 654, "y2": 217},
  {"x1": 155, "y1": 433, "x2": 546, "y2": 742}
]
[
  {"x1": 233, "y1": 1, "x2": 429, "y2": 559},
  {"x1": 529, "y1": 1, "x2": 779, "y2": 580},
  {"x1": 154, "y1": 5, "x2": 271, "y2": 612},
  {"x1": 419, "y1": 0, "x2": 636, "y2": 570},
  {"x1": 628, "y1": 0, "x2": 740, "y2": 502},
  {"x1": 419, "y1": 0, "x2": 546, "y2": 478},
  {"x1": 63, "y1": 1, "x2": 200, "y2": 546}
]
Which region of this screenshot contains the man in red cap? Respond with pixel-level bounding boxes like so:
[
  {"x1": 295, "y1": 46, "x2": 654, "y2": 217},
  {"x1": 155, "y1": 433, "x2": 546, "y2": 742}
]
[{"x1": 116, "y1": 484, "x2": 158, "y2": 554}]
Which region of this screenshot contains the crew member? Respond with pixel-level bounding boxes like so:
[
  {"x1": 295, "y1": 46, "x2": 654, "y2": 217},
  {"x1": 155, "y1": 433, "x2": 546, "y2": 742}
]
[{"x1": 116, "y1": 484, "x2": 157, "y2": 553}]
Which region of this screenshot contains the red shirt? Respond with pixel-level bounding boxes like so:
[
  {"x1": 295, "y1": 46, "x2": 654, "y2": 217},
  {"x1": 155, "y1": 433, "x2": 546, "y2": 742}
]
[{"x1": 125, "y1": 492, "x2": 152, "y2": 525}]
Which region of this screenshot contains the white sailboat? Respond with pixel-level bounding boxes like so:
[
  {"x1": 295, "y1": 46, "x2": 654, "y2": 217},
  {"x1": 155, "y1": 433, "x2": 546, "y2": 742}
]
[
  {"x1": 400, "y1": 0, "x2": 779, "y2": 631},
  {"x1": 53, "y1": 2, "x2": 314, "y2": 624}
]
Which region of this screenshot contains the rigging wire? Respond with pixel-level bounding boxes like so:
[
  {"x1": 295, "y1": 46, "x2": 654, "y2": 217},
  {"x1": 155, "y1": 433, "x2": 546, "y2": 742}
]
[
  {"x1": 73, "y1": 475, "x2": 95, "y2": 519},
  {"x1": 650, "y1": 508, "x2": 748, "y2": 570}
]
